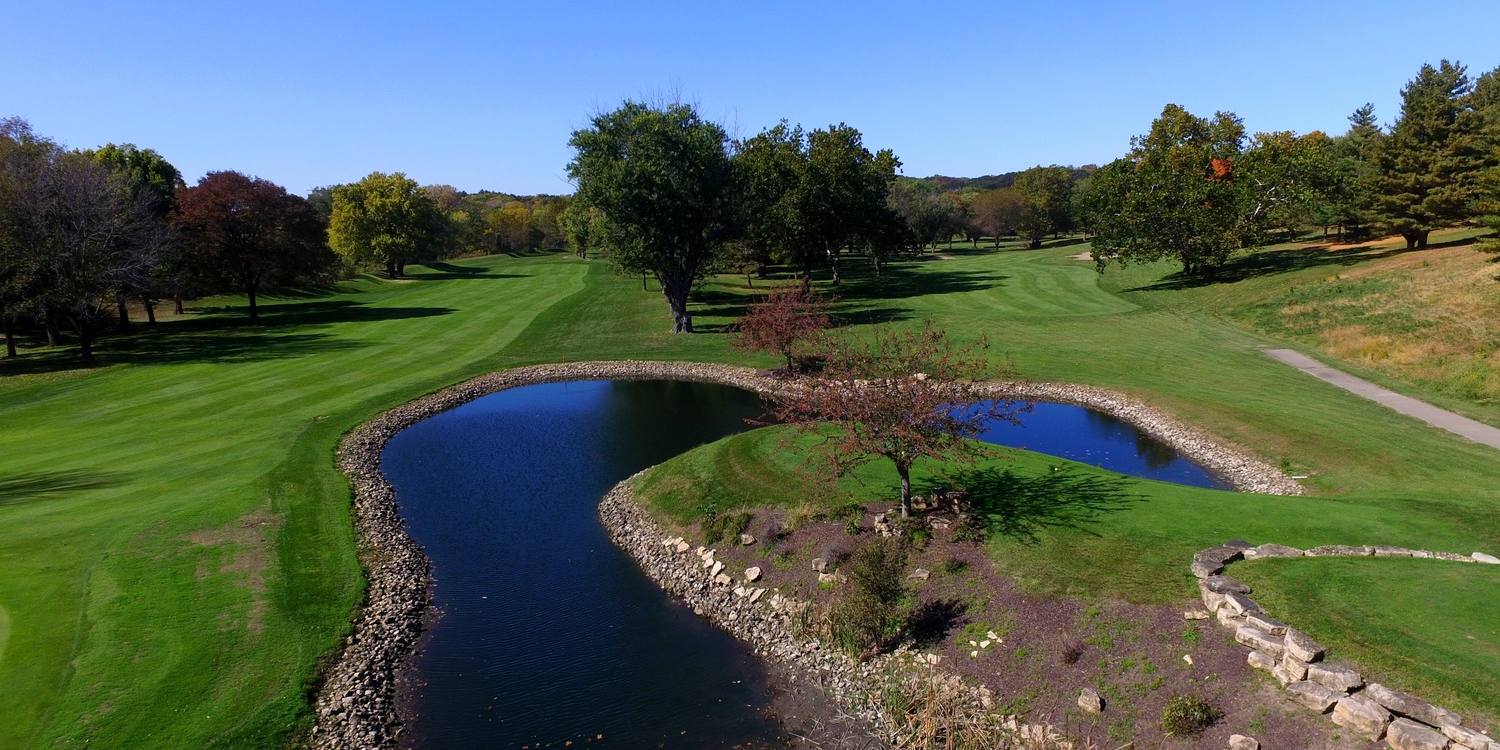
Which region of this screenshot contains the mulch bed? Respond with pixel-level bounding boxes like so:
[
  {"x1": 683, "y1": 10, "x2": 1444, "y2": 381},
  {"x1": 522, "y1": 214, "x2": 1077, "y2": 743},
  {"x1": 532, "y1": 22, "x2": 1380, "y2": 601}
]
[{"x1": 696, "y1": 505, "x2": 1379, "y2": 750}]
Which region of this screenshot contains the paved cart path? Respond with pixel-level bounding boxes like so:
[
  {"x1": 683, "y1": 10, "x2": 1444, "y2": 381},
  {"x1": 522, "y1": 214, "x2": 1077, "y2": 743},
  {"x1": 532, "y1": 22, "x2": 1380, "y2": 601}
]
[{"x1": 1265, "y1": 348, "x2": 1500, "y2": 451}]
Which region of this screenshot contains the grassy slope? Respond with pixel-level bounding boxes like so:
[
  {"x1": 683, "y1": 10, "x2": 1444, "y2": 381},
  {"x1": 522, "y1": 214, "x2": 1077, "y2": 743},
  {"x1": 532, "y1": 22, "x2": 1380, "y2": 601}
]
[
  {"x1": 0, "y1": 257, "x2": 586, "y2": 749},
  {"x1": 628, "y1": 237, "x2": 1500, "y2": 719},
  {"x1": 2, "y1": 232, "x2": 1499, "y2": 744}
]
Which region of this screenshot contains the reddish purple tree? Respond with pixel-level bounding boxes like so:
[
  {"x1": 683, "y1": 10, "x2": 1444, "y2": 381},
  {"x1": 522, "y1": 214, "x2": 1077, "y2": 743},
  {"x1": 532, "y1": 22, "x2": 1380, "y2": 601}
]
[
  {"x1": 732, "y1": 284, "x2": 832, "y2": 374},
  {"x1": 770, "y1": 322, "x2": 1028, "y2": 517}
]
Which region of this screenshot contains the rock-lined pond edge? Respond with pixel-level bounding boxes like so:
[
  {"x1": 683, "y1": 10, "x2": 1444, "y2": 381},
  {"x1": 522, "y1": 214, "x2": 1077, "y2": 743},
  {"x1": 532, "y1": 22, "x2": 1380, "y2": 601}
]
[{"x1": 310, "y1": 360, "x2": 1302, "y2": 749}]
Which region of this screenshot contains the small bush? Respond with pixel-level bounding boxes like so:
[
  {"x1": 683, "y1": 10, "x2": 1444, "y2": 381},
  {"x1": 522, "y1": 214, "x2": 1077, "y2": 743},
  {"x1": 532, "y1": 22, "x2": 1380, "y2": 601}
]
[
  {"x1": 1059, "y1": 635, "x2": 1084, "y2": 665},
  {"x1": 844, "y1": 518, "x2": 861, "y2": 536},
  {"x1": 827, "y1": 536, "x2": 910, "y2": 658},
  {"x1": 701, "y1": 511, "x2": 751, "y2": 545},
  {"x1": 949, "y1": 514, "x2": 987, "y2": 544},
  {"x1": 939, "y1": 555, "x2": 967, "y2": 574},
  {"x1": 1160, "y1": 694, "x2": 1219, "y2": 736}
]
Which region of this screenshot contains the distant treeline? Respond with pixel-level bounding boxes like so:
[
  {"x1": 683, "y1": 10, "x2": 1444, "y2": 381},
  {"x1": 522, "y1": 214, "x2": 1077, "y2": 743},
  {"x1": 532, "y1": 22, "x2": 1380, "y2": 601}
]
[{"x1": 926, "y1": 168, "x2": 1095, "y2": 194}]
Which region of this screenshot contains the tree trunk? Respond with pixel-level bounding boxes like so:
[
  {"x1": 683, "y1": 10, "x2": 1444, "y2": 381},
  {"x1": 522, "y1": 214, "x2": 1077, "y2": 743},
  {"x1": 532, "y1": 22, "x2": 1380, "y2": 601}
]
[
  {"x1": 45, "y1": 310, "x2": 60, "y2": 347},
  {"x1": 642, "y1": 272, "x2": 648, "y2": 291},
  {"x1": 662, "y1": 280, "x2": 694, "y2": 333},
  {"x1": 116, "y1": 296, "x2": 131, "y2": 333},
  {"x1": 247, "y1": 285, "x2": 259, "y2": 322},
  {"x1": 898, "y1": 463, "x2": 912, "y2": 518},
  {"x1": 78, "y1": 321, "x2": 93, "y2": 362},
  {"x1": 174, "y1": 294, "x2": 184, "y2": 315},
  {"x1": 993, "y1": 236, "x2": 1000, "y2": 248},
  {"x1": 1, "y1": 302, "x2": 15, "y2": 358},
  {"x1": 385, "y1": 258, "x2": 398, "y2": 279},
  {"x1": 829, "y1": 249, "x2": 841, "y2": 285},
  {"x1": 397, "y1": 261, "x2": 407, "y2": 277},
  {"x1": 144, "y1": 298, "x2": 156, "y2": 324},
  {"x1": 745, "y1": 272, "x2": 753, "y2": 288}
]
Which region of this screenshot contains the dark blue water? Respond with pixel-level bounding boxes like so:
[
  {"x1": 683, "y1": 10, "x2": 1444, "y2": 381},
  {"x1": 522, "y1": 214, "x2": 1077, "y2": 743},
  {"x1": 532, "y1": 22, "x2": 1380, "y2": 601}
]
[
  {"x1": 384, "y1": 380, "x2": 779, "y2": 749},
  {"x1": 975, "y1": 402, "x2": 1230, "y2": 489},
  {"x1": 382, "y1": 380, "x2": 1228, "y2": 749}
]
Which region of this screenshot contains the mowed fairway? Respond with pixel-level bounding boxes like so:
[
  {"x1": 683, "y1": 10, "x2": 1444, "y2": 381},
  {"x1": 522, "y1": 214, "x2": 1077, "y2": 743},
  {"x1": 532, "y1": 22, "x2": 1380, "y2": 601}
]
[
  {"x1": 0, "y1": 257, "x2": 585, "y2": 749},
  {"x1": 2, "y1": 236, "x2": 1499, "y2": 747}
]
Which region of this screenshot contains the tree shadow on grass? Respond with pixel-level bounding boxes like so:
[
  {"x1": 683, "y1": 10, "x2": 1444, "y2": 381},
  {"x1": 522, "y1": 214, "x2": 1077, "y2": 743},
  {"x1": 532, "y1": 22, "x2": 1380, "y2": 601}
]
[
  {"x1": 936, "y1": 467, "x2": 1143, "y2": 544},
  {"x1": 907, "y1": 598, "x2": 968, "y2": 648},
  {"x1": 1124, "y1": 237, "x2": 1479, "y2": 292},
  {"x1": 0, "y1": 470, "x2": 127, "y2": 507},
  {"x1": 402, "y1": 261, "x2": 530, "y2": 280}
]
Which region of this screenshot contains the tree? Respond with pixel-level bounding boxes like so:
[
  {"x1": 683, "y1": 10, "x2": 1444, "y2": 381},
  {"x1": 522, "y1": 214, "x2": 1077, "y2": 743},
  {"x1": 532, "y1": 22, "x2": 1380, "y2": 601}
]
[
  {"x1": 969, "y1": 188, "x2": 1024, "y2": 246},
  {"x1": 802, "y1": 125, "x2": 901, "y2": 284},
  {"x1": 567, "y1": 100, "x2": 739, "y2": 332},
  {"x1": 1316, "y1": 104, "x2": 1384, "y2": 241},
  {"x1": 173, "y1": 171, "x2": 331, "y2": 322},
  {"x1": 769, "y1": 322, "x2": 1027, "y2": 518},
  {"x1": 736, "y1": 122, "x2": 813, "y2": 278},
  {"x1": 1012, "y1": 166, "x2": 1074, "y2": 248},
  {"x1": 1082, "y1": 104, "x2": 1256, "y2": 276},
  {"x1": 0, "y1": 117, "x2": 51, "y2": 356},
  {"x1": 1369, "y1": 60, "x2": 1488, "y2": 249},
  {"x1": 31, "y1": 152, "x2": 167, "y2": 360},
  {"x1": 887, "y1": 178, "x2": 955, "y2": 251},
  {"x1": 89, "y1": 143, "x2": 185, "y2": 325},
  {"x1": 328, "y1": 172, "x2": 450, "y2": 278},
  {"x1": 732, "y1": 284, "x2": 832, "y2": 374}
]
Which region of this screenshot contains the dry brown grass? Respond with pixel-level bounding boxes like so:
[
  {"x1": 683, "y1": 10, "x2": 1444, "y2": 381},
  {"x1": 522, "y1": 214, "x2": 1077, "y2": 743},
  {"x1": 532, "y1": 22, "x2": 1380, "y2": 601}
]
[{"x1": 1252, "y1": 239, "x2": 1500, "y2": 406}]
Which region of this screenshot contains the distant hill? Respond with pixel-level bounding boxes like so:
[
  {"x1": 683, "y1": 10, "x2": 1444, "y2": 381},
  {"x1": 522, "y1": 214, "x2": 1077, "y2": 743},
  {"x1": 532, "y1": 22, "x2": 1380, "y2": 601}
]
[{"x1": 924, "y1": 166, "x2": 1096, "y2": 193}]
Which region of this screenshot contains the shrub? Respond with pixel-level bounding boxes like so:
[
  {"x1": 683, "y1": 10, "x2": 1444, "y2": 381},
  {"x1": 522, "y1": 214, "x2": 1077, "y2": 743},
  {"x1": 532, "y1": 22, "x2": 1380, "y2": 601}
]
[
  {"x1": 701, "y1": 511, "x2": 751, "y2": 545},
  {"x1": 827, "y1": 536, "x2": 910, "y2": 658},
  {"x1": 939, "y1": 555, "x2": 967, "y2": 574},
  {"x1": 1160, "y1": 693, "x2": 1219, "y2": 736},
  {"x1": 949, "y1": 514, "x2": 987, "y2": 544}
]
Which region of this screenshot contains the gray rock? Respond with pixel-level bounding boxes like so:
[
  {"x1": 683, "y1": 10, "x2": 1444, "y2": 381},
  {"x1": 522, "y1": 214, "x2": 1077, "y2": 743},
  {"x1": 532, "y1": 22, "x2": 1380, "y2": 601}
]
[
  {"x1": 1224, "y1": 539, "x2": 1255, "y2": 550},
  {"x1": 744, "y1": 566, "x2": 762, "y2": 582},
  {"x1": 1332, "y1": 693, "x2": 1392, "y2": 740},
  {"x1": 739, "y1": 533, "x2": 756, "y2": 546},
  {"x1": 1285, "y1": 680, "x2": 1342, "y2": 713},
  {"x1": 1272, "y1": 663, "x2": 1299, "y2": 686},
  {"x1": 1244, "y1": 611, "x2": 1287, "y2": 635},
  {"x1": 1184, "y1": 608, "x2": 1210, "y2": 620},
  {"x1": 1195, "y1": 545, "x2": 1246, "y2": 565},
  {"x1": 1307, "y1": 544, "x2": 1375, "y2": 557},
  {"x1": 1366, "y1": 683, "x2": 1461, "y2": 728},
  {"x1": 1235, "y1": 626, "x2": 1285, "y2": 658},
  {"x1": 1308, "y1": 662, "x2": 1363, "y2": 692},
  {"x1": 1386, "y1": 718, "x2": 1452, "y2": 750},
  {"x1": 1192, "y1": 560, "x2": 1224, "y2": 578},
  {"x1": 1199, "y1": 584, "x2": 1228, "y2": 612},
  {"x1": 1078, "y1": 687, "x2": 1103, "y2": 713},
  {"x1": 1284, "y1": 629, "x2": 1327, "y2": 662},
  {"x1": 907, "y1": 568, "x2": 930, "y2": 581},
  {"x1": 1439, "y1": 721, "x2": 1496, "y2": 750},
  {"x1": 1223, "y1": 592, "x2": 1262, "y2": 615},
  {"x1": 1247, "y1": 650, "x2": 1277, "y2": 672},
  {"x1": 817, "y1": 572, "x2": 837, "y2": 584},
  {"x1": 1280, "y1": 653, "x2": 1310, "y2": 681},
  {"x1": 1203, "y1": 575, "x2": 1252, "y2": 595},
  {"x1": 1474, "y1": 552, "x2": 1500, "y2": 564},
  {"x1": 1411, "y1": 550, "x2": 1434, "y2": 558},
  {"x1": 1375, "y1": 545, "x2": 1414, "y2": 557},
  {"x1": 1252, "y1": 543, "x2": 1305, "y2": 558},
  {"x1": 1229, "y1": 734, "x2": 1259, "y2": 750},
  {"x1": 811, "y1": 557, "x2": 827, "y2": 572},
  {"x1": 1218, "y1": 608, "x2": 1247, "y2": 629},
  {"x1": 1433, "y1": 551, "x2": 1474, "y2": 562}
]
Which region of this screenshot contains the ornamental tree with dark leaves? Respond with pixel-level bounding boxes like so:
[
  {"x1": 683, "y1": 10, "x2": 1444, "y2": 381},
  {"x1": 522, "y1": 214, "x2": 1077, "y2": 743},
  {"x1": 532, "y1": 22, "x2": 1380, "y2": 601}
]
[
  {"x1": 732, "y1": 283, "x2": 832, "y2": 375},
  {"x1": 173, "y1": 171, "x2": 331, "y2": 322},
  {"x1": 769, "y1": 322, "x2": 1028, "y2": 518}
]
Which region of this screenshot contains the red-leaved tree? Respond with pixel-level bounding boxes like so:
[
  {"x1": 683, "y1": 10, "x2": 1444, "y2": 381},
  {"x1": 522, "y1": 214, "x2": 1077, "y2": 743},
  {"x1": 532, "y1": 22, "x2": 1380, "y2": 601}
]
[
  {"x1": 770, "y1": 322, "x2": 1028, "y2": 517},
  {"x1": 733, "y1": 284, "x2": 832, "y2": 374}
]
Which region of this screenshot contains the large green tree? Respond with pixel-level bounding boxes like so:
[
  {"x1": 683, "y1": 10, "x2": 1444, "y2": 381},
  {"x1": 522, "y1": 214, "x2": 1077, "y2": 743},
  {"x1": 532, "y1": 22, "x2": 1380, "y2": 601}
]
[
  {"x1": 802, "y1": 125, "x2": 901, "y2": 284},
  {"x1": 567, "y1": 101, "x2": 739, "y2": 332},
  {"x1": 1082, "y1": 104, "x2": 1253, "y2": 276},
  {"x1": 89, "y1": 143, "x2": 185, "y2": 325},
  {"x1": 1012, "y1": 165, "x2": 1074, "y2": 248},
  {"x1": 328, "y1": 172, "x2": 449, "y2": 278},
  {"x1": 1368, "y1": 60, "x2": 1489, "y2": 249}
]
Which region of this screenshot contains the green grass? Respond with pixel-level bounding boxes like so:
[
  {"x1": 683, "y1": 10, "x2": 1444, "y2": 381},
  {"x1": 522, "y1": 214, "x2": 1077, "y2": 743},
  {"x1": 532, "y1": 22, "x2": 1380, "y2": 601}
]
[{"x1": 3, "y1": 232, "x2": 1500, "y2": 745}]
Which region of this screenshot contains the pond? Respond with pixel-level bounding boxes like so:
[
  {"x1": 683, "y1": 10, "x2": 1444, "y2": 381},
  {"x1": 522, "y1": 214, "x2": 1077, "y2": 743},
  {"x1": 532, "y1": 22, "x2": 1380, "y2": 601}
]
[{"x1": 380, "y1": 379, "x2": 1227, "y2": 748}]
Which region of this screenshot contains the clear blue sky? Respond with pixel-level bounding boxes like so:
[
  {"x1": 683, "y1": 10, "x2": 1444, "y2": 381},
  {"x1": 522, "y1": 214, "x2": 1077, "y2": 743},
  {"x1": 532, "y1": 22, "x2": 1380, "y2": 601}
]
[{"x1": 4, "y1": 0, "x2": 1497, "y2": 196}]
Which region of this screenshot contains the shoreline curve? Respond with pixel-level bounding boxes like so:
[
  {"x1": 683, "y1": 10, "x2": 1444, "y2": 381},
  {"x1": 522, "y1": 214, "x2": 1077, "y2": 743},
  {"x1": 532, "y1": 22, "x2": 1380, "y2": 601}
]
[{"x1": 309, "y1": 360, "x2": 1301, "y2": 749}]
